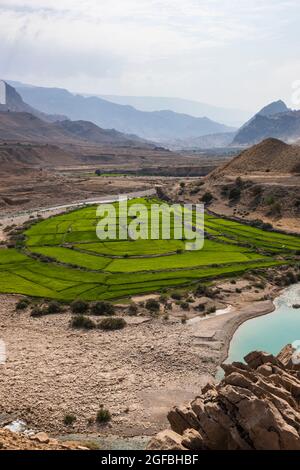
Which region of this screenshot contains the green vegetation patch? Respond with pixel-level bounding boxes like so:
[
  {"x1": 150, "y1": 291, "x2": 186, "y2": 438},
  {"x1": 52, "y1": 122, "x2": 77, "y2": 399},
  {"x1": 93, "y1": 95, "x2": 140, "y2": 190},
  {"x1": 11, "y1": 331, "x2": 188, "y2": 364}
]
[
  {"x1": 31, "y1": 246, "x2": 111, "y2": 271},
  {"x1": 0, "y1": 198, "x2": 297, "y2": 301}
]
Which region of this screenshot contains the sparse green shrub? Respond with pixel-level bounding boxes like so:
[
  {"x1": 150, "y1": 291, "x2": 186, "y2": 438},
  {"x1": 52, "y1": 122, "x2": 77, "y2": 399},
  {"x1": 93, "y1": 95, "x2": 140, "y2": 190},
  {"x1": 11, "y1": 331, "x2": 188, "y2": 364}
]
[
  {"x1": 96, "y1": 407, "x2": 111, "y2": 423},
  {"x1": 285, "y1": 270, "x2": 297, "y2": 284},
  {"x1": 196, "y1": 303, "x2": 205, "y2": 312},
  {"x1": 91, "y1": 301, "x2": 115, "y2": 316},
  {"x1": 235, "y1": 177, "x2": 243, "y2": 187},
  {"x1": 268, "y1": 202, "x2": 281, "y2": 217},
  {"x1": 251, "y1": 219, "x2": 273, "y2": 230},
  {"x1": 171, "y1": 292, "x2": 182, "y2": 301},
  {"x1": 207, "y1": 305, "x2": 216, "y2": 314},
  {"x1": 64, "y1": 414, "x2": 76, "y2": 426},
  {"x1": 229, "y1": 187, "x2": 241, "y2": 201},
  {"x1": 47, "y1": 301, "x2": 62, "y2": 314},
  {"x1": 16, "y1": 299, "x2": 30, "y2": 310},
  {"x1": 253, "y1": 282, "x2": 265, "y2": 289},
  {"x1": 265, "y1": 195, "x2": 275, "y2": 205},
  {"x1": 128, "y1": 303, "x2": 138, "y2": 315},
  {"x1": 71, "y1": 300, "x2": 89, "y2": 314},
  {"x1": 180, "y1": 301, "x2": 190, "y2": 311},
  {"x1": 201, "y1": 192, "x2": 213, "y2": 204},
  {"x1": 71, "y1": 315, "x2": 96, "y2": 329},
  {"x1": 194, "y1": 284, "x2": 208, "y2": 297},
  {"x1": 99, "y1": 317, "x2": 126, "y2": 330},
  {"x1": 30, "y1": 306, "x2": 44, "y2": 317},
  {"x1": 145, "y1": 299, "x2": 160, "y2": 312},
  {"x1": 159, "y1": 294, "x2": 168, "y2": 304}
]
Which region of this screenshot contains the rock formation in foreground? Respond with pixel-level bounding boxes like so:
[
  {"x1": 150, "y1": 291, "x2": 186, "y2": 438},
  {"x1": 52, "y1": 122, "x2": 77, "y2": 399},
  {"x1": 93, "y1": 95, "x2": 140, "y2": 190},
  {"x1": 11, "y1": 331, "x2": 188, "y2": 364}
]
[
  {"x1": 0, "y1": 430, "x2": 88, "y2": 451},
  {"x1": 148, "y1": 345, "x2": 300, "y2": 450}
]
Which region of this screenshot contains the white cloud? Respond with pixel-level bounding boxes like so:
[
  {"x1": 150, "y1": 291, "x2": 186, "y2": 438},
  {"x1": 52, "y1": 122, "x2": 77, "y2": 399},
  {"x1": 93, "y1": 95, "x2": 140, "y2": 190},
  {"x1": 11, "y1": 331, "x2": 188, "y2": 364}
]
[{"x1": 0, "y1": 0, "x2": 299, "y2": 109}]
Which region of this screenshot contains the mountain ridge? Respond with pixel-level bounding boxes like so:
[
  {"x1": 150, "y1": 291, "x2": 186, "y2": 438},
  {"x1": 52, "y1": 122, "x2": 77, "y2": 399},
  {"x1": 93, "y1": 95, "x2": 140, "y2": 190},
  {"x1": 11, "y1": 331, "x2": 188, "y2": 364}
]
[
  {"x1": 233, "y1": 100, "x2": 300, "y2": 145},
  {"x1": 9, "y1": 81, "x2": 235, "y2": 141},
  {"x1": 0, "y1": 111, "x2": 155, "y2": 148},
  {"x1": 0, "y1": 80, "x2": 66, "y2": 123}
]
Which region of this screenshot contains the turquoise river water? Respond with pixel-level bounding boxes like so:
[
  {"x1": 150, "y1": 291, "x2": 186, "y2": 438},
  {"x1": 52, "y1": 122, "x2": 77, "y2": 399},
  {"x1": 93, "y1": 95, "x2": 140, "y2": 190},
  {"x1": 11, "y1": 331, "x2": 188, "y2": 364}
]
[{"x1": 224, "y1": 283, "x2": 300, "y2": 365}]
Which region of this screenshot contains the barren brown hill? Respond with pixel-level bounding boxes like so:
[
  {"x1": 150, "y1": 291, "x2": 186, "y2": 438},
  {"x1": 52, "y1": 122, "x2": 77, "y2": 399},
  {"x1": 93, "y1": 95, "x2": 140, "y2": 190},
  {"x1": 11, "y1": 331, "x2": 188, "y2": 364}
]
[
  {"x1": 0, "y1": 112, "x2": 70, "y2": 143},
  {"x1": 210, "y1": 138, "x2": 300, "y2": 178},
  {"x1": 170, "y1": 138, "x2": 300, "y2": 232},
  {"x1": 0, "y1": 111, "x2": 154, "y2": 148},
  {"x1": 0, "y1": 142, "x2": 75, "y2": 173}
]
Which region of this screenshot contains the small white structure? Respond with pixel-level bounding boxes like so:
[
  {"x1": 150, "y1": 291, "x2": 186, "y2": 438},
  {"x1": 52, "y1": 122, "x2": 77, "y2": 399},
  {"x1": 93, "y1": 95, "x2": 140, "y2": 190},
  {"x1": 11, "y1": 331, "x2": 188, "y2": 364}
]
[
  {"x1": 0, "y1": 80, "x2": 7, "y2": 105},
  {"x1": 0, "y1": 339, "x2": 6, "y2": 364}
]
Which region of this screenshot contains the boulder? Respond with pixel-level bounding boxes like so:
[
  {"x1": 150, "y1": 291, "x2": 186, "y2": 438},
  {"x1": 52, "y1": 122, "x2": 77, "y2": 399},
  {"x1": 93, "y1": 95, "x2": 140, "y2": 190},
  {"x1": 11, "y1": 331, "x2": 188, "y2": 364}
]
[
  {"x1": 277, "y1": 344, "x2": 300, "y2": 371},
  {"x1": 30, "y1": 432, "x2": 49, "y2": 444},
  {"x1": 147, "y1": 430, "x2": 187, "y2": 450}
]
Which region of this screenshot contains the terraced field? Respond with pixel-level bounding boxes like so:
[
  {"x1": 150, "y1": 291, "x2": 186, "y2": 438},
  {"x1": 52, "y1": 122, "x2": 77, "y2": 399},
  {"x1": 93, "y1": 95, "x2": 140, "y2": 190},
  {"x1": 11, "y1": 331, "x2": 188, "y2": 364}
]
[{"x1": 0, "y1": 197, "x2": 298, "y2": 301}]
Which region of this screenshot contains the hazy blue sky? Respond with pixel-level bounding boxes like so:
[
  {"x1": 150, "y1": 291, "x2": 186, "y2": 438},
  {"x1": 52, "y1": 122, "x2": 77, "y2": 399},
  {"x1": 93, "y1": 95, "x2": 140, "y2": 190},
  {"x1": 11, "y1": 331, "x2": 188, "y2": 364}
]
[{"x1": 0, "y1": 0, "x2": 300, "y2": 111}]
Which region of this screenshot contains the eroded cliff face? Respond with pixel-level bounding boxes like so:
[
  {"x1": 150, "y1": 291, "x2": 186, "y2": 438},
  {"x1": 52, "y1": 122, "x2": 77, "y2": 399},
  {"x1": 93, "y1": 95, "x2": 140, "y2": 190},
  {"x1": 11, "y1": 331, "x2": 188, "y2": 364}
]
[{"x1": 148, "y1": 345, "x2": 300, "y2": 450}]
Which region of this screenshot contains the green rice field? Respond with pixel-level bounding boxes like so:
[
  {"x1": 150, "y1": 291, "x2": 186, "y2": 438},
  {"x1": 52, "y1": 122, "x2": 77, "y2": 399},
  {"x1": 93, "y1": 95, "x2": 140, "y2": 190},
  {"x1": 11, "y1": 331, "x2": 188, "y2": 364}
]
[{"x1": 0, "y1": 197, "x2": 298, "y2": 301}]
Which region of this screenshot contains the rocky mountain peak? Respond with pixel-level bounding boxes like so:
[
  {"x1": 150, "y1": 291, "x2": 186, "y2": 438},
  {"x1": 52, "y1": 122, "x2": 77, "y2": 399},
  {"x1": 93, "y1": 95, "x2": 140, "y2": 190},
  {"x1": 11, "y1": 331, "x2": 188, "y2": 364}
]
[
  {"x1": 0, "y1": 80, "x2": 30, "y2": 111},
  {"x1": 258, "y1": 99, "x2": 290, "y2": 117}
]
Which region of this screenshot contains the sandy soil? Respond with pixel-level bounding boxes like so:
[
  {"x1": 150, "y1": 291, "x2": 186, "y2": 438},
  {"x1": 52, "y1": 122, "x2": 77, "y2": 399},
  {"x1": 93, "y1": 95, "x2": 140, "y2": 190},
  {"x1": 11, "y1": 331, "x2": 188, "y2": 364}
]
[
  {"x1": 0, "y1": 171, "x2": 157, "y2": 219},
  {"x1": 0, "y1": 276, "x2": 280, "y2": 439}
]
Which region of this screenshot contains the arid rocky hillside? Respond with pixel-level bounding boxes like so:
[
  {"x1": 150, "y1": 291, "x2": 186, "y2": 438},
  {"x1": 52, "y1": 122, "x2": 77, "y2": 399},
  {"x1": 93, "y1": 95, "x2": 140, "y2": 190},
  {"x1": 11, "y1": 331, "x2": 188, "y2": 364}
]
[
  {"x1": 232, "y1": 100, "x2": 300, "y2": 145},
  {"x1": 0, "y1": 143, "x2": 75, "y2": 173},
  {"x1": 148, "y1": 345, "x2": 300, "y2": 450},
  {"x1": 171, "y1": 139, "x2": 300, "y2": 232},
  {"x1": 0, "y1": 80, "x2": 64, "y2": 122},
  {"x1": 210, "y1": 138, "x2": 300, "y2": 177},
  {"x1": 0, "y1": 111, "x2": 153, "y2": 148}
]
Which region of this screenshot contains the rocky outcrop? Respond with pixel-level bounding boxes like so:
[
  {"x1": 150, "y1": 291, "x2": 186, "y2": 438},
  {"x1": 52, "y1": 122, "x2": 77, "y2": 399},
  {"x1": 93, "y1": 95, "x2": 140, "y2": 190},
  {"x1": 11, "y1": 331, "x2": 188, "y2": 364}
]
[
  {"x1": 277, "y1": 344, "x2": 300, "y2": 371},
  {"x1": 148, "y1": 345, "x2": 300, "y2": 450},
  {"x1": 0, "y1": 429, "x2": 89, "y2": 450}
]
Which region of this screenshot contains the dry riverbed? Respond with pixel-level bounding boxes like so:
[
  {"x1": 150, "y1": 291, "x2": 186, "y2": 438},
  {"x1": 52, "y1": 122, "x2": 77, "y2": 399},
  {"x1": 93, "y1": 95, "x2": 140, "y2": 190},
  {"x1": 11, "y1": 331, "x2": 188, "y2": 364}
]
[{"x1": 0, "y1": 275, "x2": 282, "y2": 440}]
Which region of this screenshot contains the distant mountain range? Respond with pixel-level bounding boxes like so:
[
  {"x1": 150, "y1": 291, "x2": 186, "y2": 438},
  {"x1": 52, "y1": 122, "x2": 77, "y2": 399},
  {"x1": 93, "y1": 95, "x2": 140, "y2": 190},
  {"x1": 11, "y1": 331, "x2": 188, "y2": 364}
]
[
  {"x1": 0, "y1": 80, "x2": 66, "y2": 122},
  {"x1": 5, "y1": 79, "x2": 300, "y2": 149},
  {"x1": 167, "y1": 132, "x2": 237, "y2": 150},
  {"x1": 8, "y1": 81, "x2": 235, "y2": 142},
  {"x1": 0, "y1": 111, "x2": 156, "y2": 148},
  {"x1": 96, "y1": 95, "x2": 250, "y2": 127},
  {"x1": 0, "y1": 81, "x2": 157, "y2": 148},
  {"x1": 167, "y1": 99, "x2": 300, "y2": 149},
  {"x1": 233, "y1": 100, "x2": 300, "y2": 145}
]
